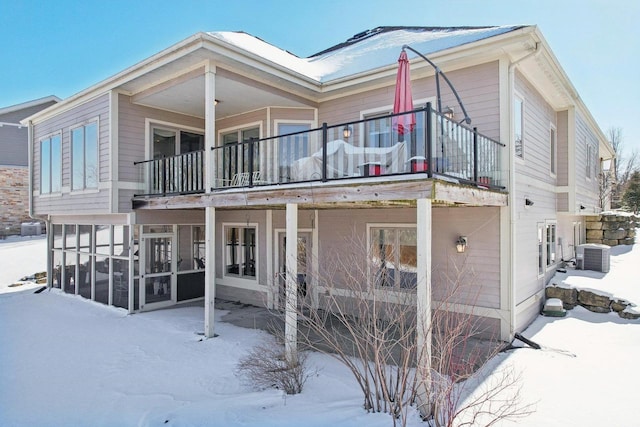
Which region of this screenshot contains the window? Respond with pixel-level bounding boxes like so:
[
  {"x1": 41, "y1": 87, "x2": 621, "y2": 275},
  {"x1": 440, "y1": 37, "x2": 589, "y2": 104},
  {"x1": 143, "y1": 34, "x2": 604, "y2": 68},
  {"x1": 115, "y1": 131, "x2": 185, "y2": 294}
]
[
  {"x1": 221, "y1": 126, "x2": 260, "y2": 182},
  {"x1": 277, "y1": 122, "x2": 311, "y2": 181},
  {"x1": 362, "y1": 109, "x2": 425, "y2": 156},
  {"x1": 585, "y1": 139, "x2": 594, "y2": 179},
  {"x1": 514, "y1": 96, "x2": 524, "y2": 158},
  {"x1": 71, "y1": 123, "x2": 98, "y2": 190},
  {"x1": 370, "y1": 226, "x2": 417, "y2": 289},
  {"x1": 550, "y1": 126, "x2": 556, "y2": 174},
  {"x1": 537, "y1": 224, "x2": 544, "y2": 276},
  {"x1": 152, "y1": 127, "x2": 204, "y2": 158},
  {"x1": 224, "y1": 226, "x2": 256, "y2": 279},
  {"x1": 546, "y1": 223, "x2": 557, "y2": 267},
  {"x1": 40, "y1": 134, "x2": 61, "y2": 194}
]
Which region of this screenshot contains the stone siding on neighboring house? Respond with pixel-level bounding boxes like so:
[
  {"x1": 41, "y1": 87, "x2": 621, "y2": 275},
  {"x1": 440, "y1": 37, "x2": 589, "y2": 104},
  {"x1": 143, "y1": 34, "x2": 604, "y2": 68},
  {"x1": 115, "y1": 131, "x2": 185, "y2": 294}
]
[{"x1": 0, "y1": 166, "x2": 31, "y2": 235}]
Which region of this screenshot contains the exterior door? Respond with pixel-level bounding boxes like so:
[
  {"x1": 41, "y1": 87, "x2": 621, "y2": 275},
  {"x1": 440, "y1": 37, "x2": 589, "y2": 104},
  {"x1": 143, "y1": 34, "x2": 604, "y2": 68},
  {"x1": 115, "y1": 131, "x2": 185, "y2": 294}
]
[
  {"x1": 140, "y1": 233, "x2": 176, "y2": 310},
  {"x1": 277, "y1": 231, "x2": 312, "y2": 310}
]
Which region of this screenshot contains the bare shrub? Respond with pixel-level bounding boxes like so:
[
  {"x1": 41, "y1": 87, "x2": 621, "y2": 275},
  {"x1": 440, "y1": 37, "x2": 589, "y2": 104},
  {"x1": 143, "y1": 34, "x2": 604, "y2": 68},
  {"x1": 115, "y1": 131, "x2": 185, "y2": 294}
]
[
  {"x1": 285, "y1": 231, "x2": 533, "y2": 427},
  {"x1": 236, "y1": 338, "x2": 310, "y2": 395}
]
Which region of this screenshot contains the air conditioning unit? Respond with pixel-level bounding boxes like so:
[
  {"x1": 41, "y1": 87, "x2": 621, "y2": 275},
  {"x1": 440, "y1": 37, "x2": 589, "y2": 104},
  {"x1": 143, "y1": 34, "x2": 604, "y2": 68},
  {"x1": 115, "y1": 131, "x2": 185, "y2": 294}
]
[{"x1": 576, "y1": 244, "x2": 610, "y2": 273}]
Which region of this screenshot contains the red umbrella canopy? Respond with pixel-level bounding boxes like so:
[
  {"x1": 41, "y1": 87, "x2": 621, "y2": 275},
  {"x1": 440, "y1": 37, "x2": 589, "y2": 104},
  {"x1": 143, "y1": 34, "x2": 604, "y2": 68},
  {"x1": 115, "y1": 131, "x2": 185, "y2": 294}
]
[{"x1": 393, "y1": 50, "x2": 416, "y2": 136}]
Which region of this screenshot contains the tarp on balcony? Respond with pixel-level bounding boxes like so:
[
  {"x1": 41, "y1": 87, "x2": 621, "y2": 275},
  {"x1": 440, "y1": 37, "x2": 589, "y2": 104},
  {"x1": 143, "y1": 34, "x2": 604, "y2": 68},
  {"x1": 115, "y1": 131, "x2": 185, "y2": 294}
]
[{"x1": 291, "y1": 139, "x2": 406, "y2": 181}]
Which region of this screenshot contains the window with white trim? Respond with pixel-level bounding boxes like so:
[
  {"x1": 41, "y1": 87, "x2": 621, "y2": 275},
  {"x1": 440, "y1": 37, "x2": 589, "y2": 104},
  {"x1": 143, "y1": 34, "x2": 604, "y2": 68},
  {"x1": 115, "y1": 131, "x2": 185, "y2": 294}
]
[
  {"x1": 514, "y1": 95, "x2": 524, "y2": 159},
  {"x1": 546, "y1": 222, "x2": 557, "y2": 267},
  {"x1": 537, "y1": 223, "x2": 544, "y2": 276},
  {"x1": 585, "y1": 138, "x2": 594, "y2": 179},
  {"x1": 221, "y1": 126, "x2": 260, "y2": 182},
  {"x1": 224, "y1": 226, "x2": 256, "y2": 279},
  {"x1": 40, "y1": 133, "x2": 61, "y2": 194},
  {"x1": 370, "y1": 226, "x2": 417, "y2": 289},
  {"x1": 71, "y1": 122, "x2": 98, "y2": 190}
]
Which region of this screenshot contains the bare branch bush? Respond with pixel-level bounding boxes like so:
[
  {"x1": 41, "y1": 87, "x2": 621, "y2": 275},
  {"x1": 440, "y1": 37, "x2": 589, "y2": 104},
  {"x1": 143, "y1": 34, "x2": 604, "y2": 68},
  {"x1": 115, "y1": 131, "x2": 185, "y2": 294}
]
[
  {"x1": 236, "y1": 335, "x2": 311, "y2": 395},
  {"x1": 423, "y1": 257, "x2": 535, "y2": 426},
  {"x1": 284, "y1": 231, "x2": 533, "y2": 427}
]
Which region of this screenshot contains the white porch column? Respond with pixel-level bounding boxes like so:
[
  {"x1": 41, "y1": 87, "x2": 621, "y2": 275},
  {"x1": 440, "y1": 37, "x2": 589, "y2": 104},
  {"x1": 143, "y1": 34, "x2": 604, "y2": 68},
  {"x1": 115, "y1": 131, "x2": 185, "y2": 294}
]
[
  {"x1": 204, "y1": 62, "x2": 216, "y2": 193},
  {"x1": 204, "y1": 206, "x2": 216, "y2": 338},
  {"x1": 285, "y1": 203, "x2": 298, "y2": 363},
  {"x1": 416, "y1": 198, "x2": 432, "y2": 414}
]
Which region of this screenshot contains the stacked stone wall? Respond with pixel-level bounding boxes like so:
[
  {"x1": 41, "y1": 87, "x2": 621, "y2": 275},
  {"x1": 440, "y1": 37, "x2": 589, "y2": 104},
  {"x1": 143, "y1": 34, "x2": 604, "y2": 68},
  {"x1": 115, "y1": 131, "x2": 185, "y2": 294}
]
[
  {"x1": 585, "y1": 213, "x2": 637, "y2": 246},
  {"x1": 0, "y1": 166, "x2": 31, "y2": 236}
]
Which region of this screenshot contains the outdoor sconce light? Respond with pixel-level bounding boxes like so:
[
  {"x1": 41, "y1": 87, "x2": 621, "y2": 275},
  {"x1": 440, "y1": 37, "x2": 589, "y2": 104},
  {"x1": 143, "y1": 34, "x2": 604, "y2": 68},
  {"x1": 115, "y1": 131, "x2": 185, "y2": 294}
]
[
  {"x1": 214, "y1": 99, "x2": 220, "y2": 105},
  {"x1": 343, "y1": 125, "x2": 352, "y2": 139},
  {"x1": 456, "y1": 236, "x2": 468, "y2": 253},
  {"x1": 443, "y1": 106, "x2": 454, "y2": 120},
  {"x1": 525, "y1": 198, "x2": 534, "y2": 207},
  {"x1": 580, "y1": 204, "x2": 586, "y2": 210}
]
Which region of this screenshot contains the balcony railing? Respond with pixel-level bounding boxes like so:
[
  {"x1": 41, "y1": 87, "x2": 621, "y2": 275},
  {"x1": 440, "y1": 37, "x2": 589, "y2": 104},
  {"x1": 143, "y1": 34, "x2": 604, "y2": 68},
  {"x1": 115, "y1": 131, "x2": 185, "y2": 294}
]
[{"x1": 134, "y1": 103, "x2": 505, "y2": 197}]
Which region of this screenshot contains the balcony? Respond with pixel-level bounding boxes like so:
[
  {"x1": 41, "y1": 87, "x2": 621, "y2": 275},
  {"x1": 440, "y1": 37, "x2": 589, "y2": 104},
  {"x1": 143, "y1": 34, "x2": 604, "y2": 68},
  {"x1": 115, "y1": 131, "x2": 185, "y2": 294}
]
[{"x1": 134, "y1": 104, "x2": 505, "y2": 198}]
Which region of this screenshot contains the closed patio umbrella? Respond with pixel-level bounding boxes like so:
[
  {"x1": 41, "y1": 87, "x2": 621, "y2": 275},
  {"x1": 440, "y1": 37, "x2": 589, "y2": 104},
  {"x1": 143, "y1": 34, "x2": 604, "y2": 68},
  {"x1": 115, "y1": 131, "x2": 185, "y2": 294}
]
[{"x1": 392, "y1": 50, "x2": 416, "y2": 141}]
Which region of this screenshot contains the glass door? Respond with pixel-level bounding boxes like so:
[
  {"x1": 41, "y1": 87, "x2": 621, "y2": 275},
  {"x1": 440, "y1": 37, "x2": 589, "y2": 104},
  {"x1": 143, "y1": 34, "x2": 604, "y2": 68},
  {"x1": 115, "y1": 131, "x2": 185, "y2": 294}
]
[
  {"x1": 277, "y1": 231, "x2": 311, "y2": 310},
  {"x1": 140, "y1": 232, "x2": 176, "y2": 310}
]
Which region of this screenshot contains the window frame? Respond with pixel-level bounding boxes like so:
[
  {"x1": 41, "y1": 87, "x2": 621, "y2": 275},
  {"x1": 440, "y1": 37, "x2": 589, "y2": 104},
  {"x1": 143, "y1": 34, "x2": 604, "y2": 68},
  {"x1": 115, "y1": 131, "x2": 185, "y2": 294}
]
[
  {"x1": 545, "y1": 221, "x2": 557, "y2": 270},
  {"x1": 70, "y1": 119, "x2": 99, "y2": 191},
  {"x1": 366, "y1": 223, "x2": 418, "y2": 291},
  {"x1": 39, "y1": 131, "x2": 62, "y2": 195},
  {"x1": 274, "y1": 120, "x2": 314, "y2": 182},
  {"x1": 222, "y1": 223, "x2": 259, "y2": 282},
  {"x1": 218, "y1": 122, "x2": 262, "y2": 182},
  {"x1": 585, "y1": 137, "x2": 594, "y2": 180},
  {"x1": 145, "y1": 119, "x2": 205, "y2": 160}
]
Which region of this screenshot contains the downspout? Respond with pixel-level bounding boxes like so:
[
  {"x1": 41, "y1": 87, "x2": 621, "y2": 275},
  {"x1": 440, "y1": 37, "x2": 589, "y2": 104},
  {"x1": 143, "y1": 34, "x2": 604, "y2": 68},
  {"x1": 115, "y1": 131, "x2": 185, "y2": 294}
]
[
  {"x1": 507, "y1": 42, "x2": 540, "y2": 338},
  {"x1": 27, "y1": 120, "x2": 52, "y2": 288}
]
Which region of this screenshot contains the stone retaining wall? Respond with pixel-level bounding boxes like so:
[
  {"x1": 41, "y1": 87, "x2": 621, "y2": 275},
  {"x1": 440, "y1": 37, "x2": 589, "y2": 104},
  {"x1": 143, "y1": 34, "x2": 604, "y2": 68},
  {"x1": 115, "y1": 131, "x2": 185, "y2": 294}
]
[
  {"x1": 546, "y1": 283, "x2": 640, "y2": 320},
  {"x1": 585, "y1": 213, "x2": 637, "y2": 246},
  {"x1": 0, "y1": 166, "x2": 31, "y2": 236}
]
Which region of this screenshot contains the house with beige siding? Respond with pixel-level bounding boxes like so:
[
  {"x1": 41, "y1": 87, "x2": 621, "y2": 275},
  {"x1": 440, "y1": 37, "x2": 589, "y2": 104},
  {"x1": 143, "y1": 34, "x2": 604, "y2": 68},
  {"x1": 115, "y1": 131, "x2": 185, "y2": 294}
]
[
  {"x1": 0, "y1": 96, "x2": 59, "y2": 235},
  {"x1": 24, "y1": 26, "x2": 613, "y2": 348}
]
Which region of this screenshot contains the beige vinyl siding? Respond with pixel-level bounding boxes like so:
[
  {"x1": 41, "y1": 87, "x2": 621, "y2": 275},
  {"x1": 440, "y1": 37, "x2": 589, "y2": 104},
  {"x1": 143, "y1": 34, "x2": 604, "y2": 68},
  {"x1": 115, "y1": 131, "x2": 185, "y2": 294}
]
[
  {"x1": 556, "y1": 110, "x2": 569, "y2": 186},
  {"x1": 118, "y1": 94, "x2": 205, "y2": 183},
  {"x1": 310, "y1": 207, "x2": 501, "y2": 310},
  {"x1": 318, "y1": 61, "x2": 501, "y2": 141},
  {"x1": 32, "y1": 94, "x2": 110, "y2": 215},
  {"x1": 574, "y1": 110, "x2": 599, "y2": 209},
  {"x1": 216, "y1": 109, "x2": 267, "y2": 137},
  {"x1": 557, "y1": 193, "x2": 569, "y2": 212},
  {"x1": 269, "y1": 107, "x2": 315, "y2": 124},
  {"x1": 514, "y1": 70, "x2": 557, "y2": 183}
]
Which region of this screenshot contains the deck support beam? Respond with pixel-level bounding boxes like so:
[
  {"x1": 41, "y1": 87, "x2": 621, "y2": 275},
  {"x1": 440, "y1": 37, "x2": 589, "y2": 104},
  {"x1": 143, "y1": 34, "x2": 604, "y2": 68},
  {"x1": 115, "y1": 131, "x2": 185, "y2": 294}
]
[
  {"x1": 285, "y1": 203, "x2": 298, "y2": 363},
  {"x1": 416, "y1": 198, "x2": 432, "y2": 416},
  {"x1": 204, "y1": 206, "x2": 216, "y2": 338}
]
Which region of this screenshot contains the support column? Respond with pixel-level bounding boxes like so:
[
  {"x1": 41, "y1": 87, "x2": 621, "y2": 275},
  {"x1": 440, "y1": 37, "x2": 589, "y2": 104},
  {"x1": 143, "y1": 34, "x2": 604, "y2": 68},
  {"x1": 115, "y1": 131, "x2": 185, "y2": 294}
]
[
  {"x1": 285, "y1": 203, "x2": 298, "y2": 363},
  {"x1": 204, "y1": 62, "x2": 216, "y2": 193},
  {"x1": 416, "y1": 198, "x2": 432, "y2": 415},
  {"x1": 204, "y1": 206, "x2": 216, "y2": 338}
]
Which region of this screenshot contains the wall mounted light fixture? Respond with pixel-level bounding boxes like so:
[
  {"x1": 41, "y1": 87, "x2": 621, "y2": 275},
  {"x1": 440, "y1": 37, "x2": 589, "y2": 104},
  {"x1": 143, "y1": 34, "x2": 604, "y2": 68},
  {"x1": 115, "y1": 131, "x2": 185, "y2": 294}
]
[
  {"x1": 343, "y1": 125, "x2": 352, "y2": 139},
  {"x1": 456, "y1": 236, "x2": 468, "y2": 253},
  {"x1": 580, "y1": 204, "x2": 586, "y2": 210},
  {"x1": 525, "y1": 198, "x2": 534, "y2": 207}
]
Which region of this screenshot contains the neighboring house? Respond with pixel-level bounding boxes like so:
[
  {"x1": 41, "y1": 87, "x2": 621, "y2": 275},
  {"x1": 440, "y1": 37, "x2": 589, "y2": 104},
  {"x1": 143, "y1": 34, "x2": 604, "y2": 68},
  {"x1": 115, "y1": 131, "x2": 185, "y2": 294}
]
[
  {"x1": 24, "y1": 26, "x2": 614, "y2": 345},
  {"x1": 0, "y1": 96, "x2": 59, "y2": 236}
]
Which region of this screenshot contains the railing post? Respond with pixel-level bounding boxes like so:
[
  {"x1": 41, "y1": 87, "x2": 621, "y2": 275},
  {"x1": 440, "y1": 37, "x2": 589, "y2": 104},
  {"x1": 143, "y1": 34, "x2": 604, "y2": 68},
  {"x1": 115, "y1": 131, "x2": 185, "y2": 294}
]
[
  {"x1": 162, "y1": 157, "x2": 167, "y2": 196},
  {"x1": 425, "y1": 103, "x2": 433, "y2": 178},
  {"x1": 321, "y1": 123, "x2": 328, "y2": 182},
  {"x1": 248, "y1": 138, "x2": 255, "y2": 187},
  {"x1": 473, "y1": 127, "x2": 479, "y2": 183}
]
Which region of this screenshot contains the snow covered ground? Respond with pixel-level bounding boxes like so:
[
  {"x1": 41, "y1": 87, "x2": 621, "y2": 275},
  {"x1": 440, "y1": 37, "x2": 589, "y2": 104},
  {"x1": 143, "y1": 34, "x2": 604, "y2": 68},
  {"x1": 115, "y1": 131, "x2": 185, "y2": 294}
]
[{"x1": 0, "y1": 234, "x2": 638, "y2": 426}]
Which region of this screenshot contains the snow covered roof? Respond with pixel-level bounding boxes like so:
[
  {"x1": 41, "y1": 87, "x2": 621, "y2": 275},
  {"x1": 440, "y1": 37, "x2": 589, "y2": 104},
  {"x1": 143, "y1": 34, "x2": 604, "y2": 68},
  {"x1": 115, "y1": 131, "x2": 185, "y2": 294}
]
[{"x1": 208, "y1": 26, "x2": 526, "y2": 83}]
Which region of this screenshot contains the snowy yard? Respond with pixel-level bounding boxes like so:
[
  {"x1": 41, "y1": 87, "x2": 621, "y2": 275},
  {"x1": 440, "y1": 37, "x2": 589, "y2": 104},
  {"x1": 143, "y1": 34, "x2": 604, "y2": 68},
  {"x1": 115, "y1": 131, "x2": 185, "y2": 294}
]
[{"x1": 0, "y1": 234, "x2": 638, "y2": 426}]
